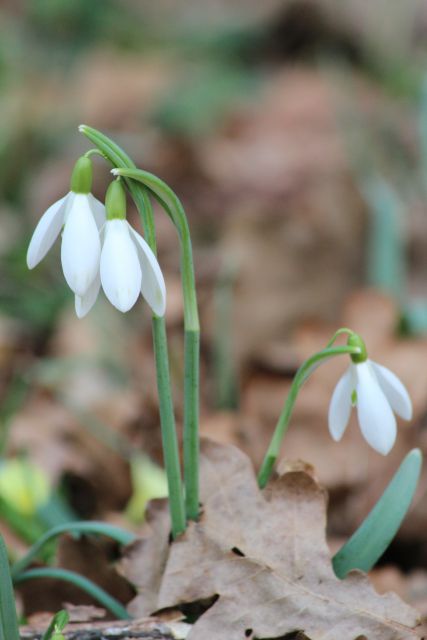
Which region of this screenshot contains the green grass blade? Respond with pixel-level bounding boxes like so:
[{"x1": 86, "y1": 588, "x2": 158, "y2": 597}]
[
  {"x1": 42, "y1": 610, "x2": 69, "y2": 640},
  {"x1": 0, "y1": 534, "x2": 20, "y2": 640},
  {"x1": 14, "y1": 568, "x2": 131, "y2": 620},
  {"x1": 11, "y1": 521, "x2": 136, "y2": 579},
  {"x1": 333, "y1": 448, "x2": 422, "y2": 579}
]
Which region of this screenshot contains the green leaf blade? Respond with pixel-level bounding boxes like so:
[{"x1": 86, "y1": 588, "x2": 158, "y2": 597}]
[
  {"x1": 333, "y1": 448, "x2": 422, "y2": 579},
  {"x1": 14, "y1": 568, "x2": 131, "y2": 620},
  {"x1": 42, "y1": 610, "x2": 69, "y2": 640},
  {"x1": 11, "y1": 521, "x2": 136, "y2": 579},
  {"x1": 0, "y1": 534, "x2": 20, "y2": 640}
]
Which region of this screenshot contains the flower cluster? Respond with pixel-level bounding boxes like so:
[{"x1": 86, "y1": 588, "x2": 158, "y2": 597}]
[{"x1": 27, "y1": 157, "x2": 166, "y2": 318}]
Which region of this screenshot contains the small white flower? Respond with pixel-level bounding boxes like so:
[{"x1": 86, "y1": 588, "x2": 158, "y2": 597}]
[
  {"x1": 328, "y1": 359, "x2": 412, "y2": 455},
  {"x1": 27, "y1": 191, "x2": 104, "y2": 296},
  {"x1": 75, "y1": 179, "x2": 166, "y2": 319},
  {"x1": 27, "y1": 156, "x2": 105, "y2": 298},
  {"x1": 92, "y1": 219, "x2": 166, "y2": 316}
]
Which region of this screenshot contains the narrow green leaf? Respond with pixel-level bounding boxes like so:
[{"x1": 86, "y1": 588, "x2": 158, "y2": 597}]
[
  {"x1": 42, "y1": 610, "x2": 69, "y2": 640},
  {"x1": 0, "y1": 534, "x2": 20, "y2": 640},
  {"x1": 333, "y1": 448, "x2": 422, "y2": 579},
  {"x1": 11, "y1": 521, "x2": 136, "y2": 579},
  {"x1": 363, "y1": 178, "x2": 405, "y2": 300},
  {"x1": 14, "y1": 568, "x2": 131, "y2": 620}
]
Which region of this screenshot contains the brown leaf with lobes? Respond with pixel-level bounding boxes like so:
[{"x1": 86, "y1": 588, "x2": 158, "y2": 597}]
[{"x1": 123, "y1": 439, "x2": 420, "y2": 639}]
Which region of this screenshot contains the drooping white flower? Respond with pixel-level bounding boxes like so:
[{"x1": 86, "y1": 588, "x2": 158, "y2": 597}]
[
  {"x1": 27, "y1": 156, "x2": 104, "y2": 297},
  {"x1": 328, "y1": 334, "x2": 412, "y2": 455},
  {"x1": 75, "y1": 180, "x2": 166, "y2": 318}
]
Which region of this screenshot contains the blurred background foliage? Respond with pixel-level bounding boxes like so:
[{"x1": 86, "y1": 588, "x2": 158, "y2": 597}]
[
  {"x1": 3, "y1": 0, "x2": 427, "y2": 617},
  {"x1": 2, "y1": 0, "x2": 427, "y2": 332}
]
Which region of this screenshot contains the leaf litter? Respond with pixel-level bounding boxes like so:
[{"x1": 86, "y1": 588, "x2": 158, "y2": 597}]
[{"x1": 122, "y1": 439, "x2": 420, "y2": 640}]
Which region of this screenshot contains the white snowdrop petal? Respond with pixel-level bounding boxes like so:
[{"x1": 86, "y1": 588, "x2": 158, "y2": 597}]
[
  {"x1": 100, "y1": 220, "x2": 142, "y2": 312},
  {"x1": 75, "y1": 272, "x2": 100, "y2": 318},
  {"x1": 128, "y1": 225, "x2": 166, "y2": 317},
  {"x1": 328, "y1": 366, "x2": 353, "y2": 441},
  {"x1": 27, "y1": 194, "x2": 68, "y2": 268},
  {"x1": 371, "y1": 361, "x2": 413, "y2": 421},
  {"x1": 61, "y1": 194, "x2": 101, "y2": 296},
  {"x1": 356, "y1": 362, "x2": 397, "y2": 455},
  {"x1": 87, "y1": 193, "x2": 106, "y2": 229}
]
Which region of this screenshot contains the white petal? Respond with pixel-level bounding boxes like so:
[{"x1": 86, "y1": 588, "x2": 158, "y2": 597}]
[
  {"x1": 370, "y1": 361, "x2": 413, "y2": 421},
  {"x1": 87, "y1": 193, "x2": 106, "y2": 229},
  {"x1": 61, "y1": 194, "x2": 101, "y2": 296},
  {"x1": 128, "y1": 224, "x2": 166, "y2": 317},
  {"x1": 75, "y1": 272, "x2": 100, "y2": 318},
  {"x1": 27, "y1": 194, "x2": 68, "y2": 268},
  {"x1": 100, "y1": 220, "x2": 141, "y2": 312},
  {"x1": 355, "y1": 362, "x2": 397, "y2": 455},
  {"x1": 328, "y1": 366, "x2": 353, "y2": 441}
]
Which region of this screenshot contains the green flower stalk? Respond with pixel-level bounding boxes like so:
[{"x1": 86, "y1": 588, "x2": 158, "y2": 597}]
[
  {"x1": 258, "y1": 328, "x2": 413, "y2": 488},
  {"x1": 257, "y1": 340, "x2": 363, "y2": 489},
  {"x1": 77, "y1": 125, "x2": 188, "y2": 536},
  {"x1": 111, "y1": 166, "x2": 200, "y2": 523}
]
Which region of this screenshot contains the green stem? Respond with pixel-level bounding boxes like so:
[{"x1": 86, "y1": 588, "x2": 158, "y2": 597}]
[
  {"x1": 113, "y1": 166, "x2": 200, "y2": 521},
  {"x1": 13, "y1": 568, "x2": 130, "y2": 620},
  {"x1": 0, "y1": 534, "x2": 20, "y2": 640},
  {"x1": 78, "y1": 127, "x2": 200, "y2": 523},
  {"x1": 84, "y1": 148, "x2": 107, "y2": 160},
  {"x1": 325, "y1": 327, "x2": 355, "y2": 348},
  {"x1": 184, "y1": 328, "x2": 200, "y2": 519},
  {"x1": 137, "y1": 190, "x2": 187, "y2": 532},
  {"x1": 152, "y1": 317, "x2": 186, "y2": 536},
  {"x1": 257, "y1": 344, "x2": 361, "y2": 489},
  {"x1": 78, "y1": 126, "x2": 186, "y2": 536},
  {"x1": 134, "y1": 188, "x2": 186, "y2": 534},
  {"x1": 11, "y1": 521, "x2": 135, "y2": 580},
  {"x1": 112, "y1": 167, "x2": 198, "y2": 331}
]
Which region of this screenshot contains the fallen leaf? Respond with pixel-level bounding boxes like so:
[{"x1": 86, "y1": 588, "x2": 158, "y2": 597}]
[
  {"x1": 21, "y1": 617, "x2": 191, "y2": 639},
  {"x1": 63, "y1": 603, "x2": 106, "y2": 622},
  {"x1": 18, "y1": 534, "x2": 134, "y2": 617},
  {"x1": 123, "y1": 439, "x2": 419, "y2": 639}
]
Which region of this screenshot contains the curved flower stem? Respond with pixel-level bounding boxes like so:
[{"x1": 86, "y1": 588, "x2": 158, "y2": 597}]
[
  {"x1": 13, "y1": 568, "x2": 130, "y2": 620},
  {"x1": 113, "y1": 167, "x2": 200, "y2": 522},
  {"x1": 257, "y1": 344, "x2": 361, "y2": 489},
  {"x1": 78, "y1": 125, "x2": 186, "y2": 537},
  {"x1": 11, "y1": 521, "x2": 135, "y2": 580},
  {"x1": 134, "y1": 188, "x2": 187, "y2": 535},
  {"x1": 325, "y1": 327, "x2": 355, "y2": 348},
  {"x1": 84, "y1": 148, "x2": 108, "y2": 161}
]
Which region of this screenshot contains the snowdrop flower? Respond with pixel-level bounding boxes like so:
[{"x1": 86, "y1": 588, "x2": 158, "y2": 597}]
[
  {"x1": 77, "y1": 179, "x2": 166, "y2": 318},
  {"x1": 328, "y1": 333, "x2": 412, "y2": 455},
  {"x1": 27, "y1": 156, "x2": 104, "y2": 297}
]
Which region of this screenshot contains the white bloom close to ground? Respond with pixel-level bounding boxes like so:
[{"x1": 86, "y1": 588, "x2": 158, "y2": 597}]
[{"x1": 328, "y1": 359, "x2": 412, "y2": 455}]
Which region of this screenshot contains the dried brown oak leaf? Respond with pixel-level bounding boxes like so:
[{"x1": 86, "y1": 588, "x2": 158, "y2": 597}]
[{"x1": 123, "y1": 439, "x2": 419, "y2": 640}]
